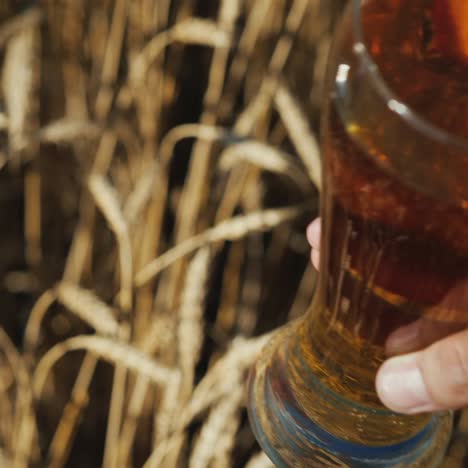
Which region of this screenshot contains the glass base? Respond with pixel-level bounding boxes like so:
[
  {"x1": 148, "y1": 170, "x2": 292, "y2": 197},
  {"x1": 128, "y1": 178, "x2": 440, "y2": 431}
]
[{"x1": 247, "y1": 323, "x2": 453, "y2": 467}]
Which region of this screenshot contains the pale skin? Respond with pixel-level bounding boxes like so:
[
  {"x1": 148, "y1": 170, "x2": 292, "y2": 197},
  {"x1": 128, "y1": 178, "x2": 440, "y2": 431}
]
[{"x1": 307, "y1": 218, "x2": 468, "y2": 415}]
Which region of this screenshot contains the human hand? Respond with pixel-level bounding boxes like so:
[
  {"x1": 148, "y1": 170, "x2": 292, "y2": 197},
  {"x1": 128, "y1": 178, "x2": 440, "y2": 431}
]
[{"x1": 307, "y1": 218, "x2": 468, "y2": 415}]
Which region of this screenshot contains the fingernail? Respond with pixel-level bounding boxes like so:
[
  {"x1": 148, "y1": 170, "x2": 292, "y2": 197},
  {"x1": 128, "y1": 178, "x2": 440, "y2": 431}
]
[{"x1": 376, "y1": 353, "x2": 435, "y2": 414}]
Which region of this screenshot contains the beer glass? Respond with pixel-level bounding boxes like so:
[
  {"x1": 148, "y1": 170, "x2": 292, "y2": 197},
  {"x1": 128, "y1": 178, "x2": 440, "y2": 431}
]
[{"x1": 248, "y1": 0, "x2": 468, "y2": 465}]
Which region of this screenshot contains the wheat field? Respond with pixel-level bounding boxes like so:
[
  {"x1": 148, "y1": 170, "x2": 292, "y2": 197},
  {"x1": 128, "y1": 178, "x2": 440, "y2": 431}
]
[{"x1": 0, "y1": 1, "x2": 467, "y2": 467}]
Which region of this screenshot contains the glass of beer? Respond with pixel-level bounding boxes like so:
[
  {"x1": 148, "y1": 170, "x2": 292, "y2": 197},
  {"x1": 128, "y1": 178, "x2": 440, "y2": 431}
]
[{"x1": 248, "y1": 0, "x2": 468, "y2": 465}]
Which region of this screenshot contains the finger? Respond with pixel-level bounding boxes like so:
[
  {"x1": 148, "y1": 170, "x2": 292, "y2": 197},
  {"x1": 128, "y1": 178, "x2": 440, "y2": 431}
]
[
  {"x1": 311, "y1": 248, "x2": 320, "y2": 270},
  {"x1": 385, "y1": 318, "x2": 466, "y2": 356},
  {"x1": 376, "y1": 327, "x2": 468, "y2": 414},
  {"x1": 306, "y1": 218, "x2": 321, "y2": 250}
]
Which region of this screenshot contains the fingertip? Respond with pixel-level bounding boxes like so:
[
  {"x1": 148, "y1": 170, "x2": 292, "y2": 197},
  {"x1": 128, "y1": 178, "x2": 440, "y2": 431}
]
[
  {"x1": 306, "y1": 218, "x2": 321, "y2": 249},
  {"x1": 376, "y1": 353, "x2": 434, "y2": 414}
]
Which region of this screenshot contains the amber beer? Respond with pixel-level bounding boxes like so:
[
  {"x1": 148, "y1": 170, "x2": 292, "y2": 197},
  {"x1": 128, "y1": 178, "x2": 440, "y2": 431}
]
[
  {"x1": 248, "y1": 0, "x2": 463, "y2": 464},
  {"x1": 301, "y1": 0, "x2": 468, "y2": 422}
]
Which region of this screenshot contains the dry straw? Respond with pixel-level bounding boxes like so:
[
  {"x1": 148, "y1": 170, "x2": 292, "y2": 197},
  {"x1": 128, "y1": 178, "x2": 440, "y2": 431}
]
[
  {"x1": 63, "y1": 131, "x2": 117, "y2": 283},
  {"x1": 123, "y1": 164, "x2": 160, "y2": 225},
  {"x1": 47, "y1": 353, "x2": 99, "y2": 468},
  {"x1": 274, "y1": 82, "x2": 322, "y2": 189},
  {"x1": 159, "y1": 124, "x2": 229, "y2": 167},
  {"x1": 36, "y1": 119, "x2": 101, "y2": 145},
  {"x1": 0, "y1": 328, "x2": 36, "y2": 468},
  {"x1": 0, "y1": 112, "x2": 8, "y2": 129},
  {"x1": 142, "y1": 333, "x2": 271, "y2": 467},
  {"x1": 147, "y1": 247, "x2": 212, "y2": 463},
  {"x1": 55, "y1": 283, "x2": 120, "y2": 337},
  {"x1": 2, "y1": 25, "x2": 37, "y2": 157},
  {"x1": 211, "y1": 412, "x2": 241, "y2": 468},
  {"x1": 165, "y1": 0, "x2": 243, "y2": 327},
  {"x1": 177, "y1": 247, "x2": 211, "y2": 397},
  {"x1": 95, "y1": 0, "x2": 128, "y2": 120},
  {"x1": 245, "y1": 452, "x2": 275, "y2": 468},
  {"x1": 88, "y1": 166, "x2": 134, "y2": 468},
  {"x1": 182, "y1": 333, "x2": 271, "y2": 429},
  {"x1": 130, "y1": 18, "x2": 230, "y2": 87},
  {"x1": 0, "y1": 8, "x2": 42, "y2": 49},
  {"x1": 218, "y1": 140, "x2": 312, "y2": 191},
  {"x1": 154, "y1": 371, "x2": 183, "y2": 445},
  {"x1": 33, "y1": 335, "x2": 175, "y2": 398},
  {"x1": 117, "y1": 375, "x2": 151, "y2": 466},
  {"x1": 24, "y1": 290, "x2": 57, "y2": 355},
  {"x1": 189, "y1": 386, "x2": 243, "y2": 468},
  {"x1": 88, "y1": 174, "x2": 133, "y2": 312},
  {"x1": 219, "y1": 141, "x2": 294, "y2": 174},
  {"x1": 135, "y1": 205, "x2": 303, "y2": 286},
  {"x1": 50, "y1": 131, "x2": 118, "y2": 468},
  {"x1": 142, "y1": 434, "x2": 186, "y2": 468}
]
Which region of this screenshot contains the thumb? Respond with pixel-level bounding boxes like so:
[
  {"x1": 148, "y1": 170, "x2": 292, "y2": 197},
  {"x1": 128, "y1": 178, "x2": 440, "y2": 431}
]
[{"x1": 376, "y1": 327, "x2": 468, "y2": 414}]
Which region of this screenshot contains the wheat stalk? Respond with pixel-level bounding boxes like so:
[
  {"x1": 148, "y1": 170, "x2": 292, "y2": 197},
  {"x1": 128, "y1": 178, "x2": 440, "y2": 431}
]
[
  {"x1": 24, "y1": 290, "x2": 57, "y2": 355},
  {"x1": 219, "y1": 141, "x2": 291, "y2": 174},
  {"x1": 175, "y1": 0, "x2": 242, "y2": 244},
  {"x1": 159, "y1": 124, "x2": 230, "y2": 167},
  {"x1": 88, "y1": 174, "x2": 133, "y2": 312},
  {"x1": 104, "y1": 360, "x2": 128, "y2": 468},
  {"x1": 123, "y1": 164, "x2": 160, "y2": 225},
  {"x1": 33, "y1": 335, "x2": 175, "y2": 399},
  {"x1": 47, "y1": 353, "x2": 98, "y2": 468},
  {"x1": 117, "y1": 375, "x2": 151, "y2": 466},
  {"x1": 160, "y1": 0, "x2": 243, "y2": 334},
  {"x1": 24, "y1": 168, "x2": 41, "y2": 266},
  {"x1": 0, "y1": 112, "x2": 8, "y2": 130},
  {"x1": 50, "y1": 131, "x2": 117, "y2": 468},
  {"x1": 136, "y1": 205, "x2": 303, "y2": 286},
  {"x1": 145, "y1": 248, "x2": 212, "y2": 463},
  {"x1": 37, "y1": 119, "x2": 100, "y2": 144},
  {"x1": 177, "y1": 247, "x2": 211, "y2": 398},
  {"x1": 2, "y1": 25, "x2": 37, "y2": 159},
  {"x1": 0, "y1": 8, "x2": 42, "y2": 48},
  {"x1": 245, "y1": 452, "x2": 275, "y2": 468},
  {"x1": 56, "y1": 282, "x2": 120, "y2": 337},
  {"x1": 94, "y1": 0, "x2": 129, "y2": 121},
  {"x1": 211, "y1": 0, "x2": 312, "y2": 238},
  {"x1": 0, "y1": 328, "x2": 36, "y2": 468},
  {"x1": 188, "y1": 386, "x2": 243, "y2": 468},
  {"x1": 210, "y1": 412, "x2": 241, "y2": 468},
  {"x1": 142, "y1": 433, "x2": 186, "y2": 468},
  {"x1": 275, "y1": 81, "x2": 322, "y2": 189},
  {"x1": 89, "y1": 132, "x2": 133, "y2": 468},
  {"x1": 183, "y1": 333, "x2": 271, "y2": 429},
  {"x1": 143, "y1": 333, "x2": 271, "y2": 467},
  {"x1": 236, "y1": 232, "x2": 264, "y2": 336},
  {"x1": 140, "y1": 247, "x2": 212, "y2": 464},
  {"x1": 63, "y1": 131, "x2": 117, "y2": 282},
  {"x1": 215, "y1": 240, "x2": 245, "y2": 336},
  {"x1": 218, "y1": 140, "x2": 311, "y2": 191},
  {"x1": 153, "y1": 371, "x2": 182, "y2": 446},
  {"x1": 220, "y1": 0, "x2": 273, "y2": 117},
  {"x1": 130, "y1": 18, "x2": 230, "y2": 88}
]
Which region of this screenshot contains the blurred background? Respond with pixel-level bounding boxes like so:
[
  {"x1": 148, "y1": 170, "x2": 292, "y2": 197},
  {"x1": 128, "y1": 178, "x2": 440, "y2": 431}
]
[
  {"x1": 0, "y1": 1, "x2": 340, "y2": 466},
  {"x1": 0, "y1": 1, "x2": 465, "y2": 467}
]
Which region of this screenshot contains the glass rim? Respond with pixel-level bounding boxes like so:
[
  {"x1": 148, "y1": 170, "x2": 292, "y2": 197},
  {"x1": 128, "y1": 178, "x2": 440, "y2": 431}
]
[{"x1": 352, "y1": 0, "x2": 468, "y2": 151}]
